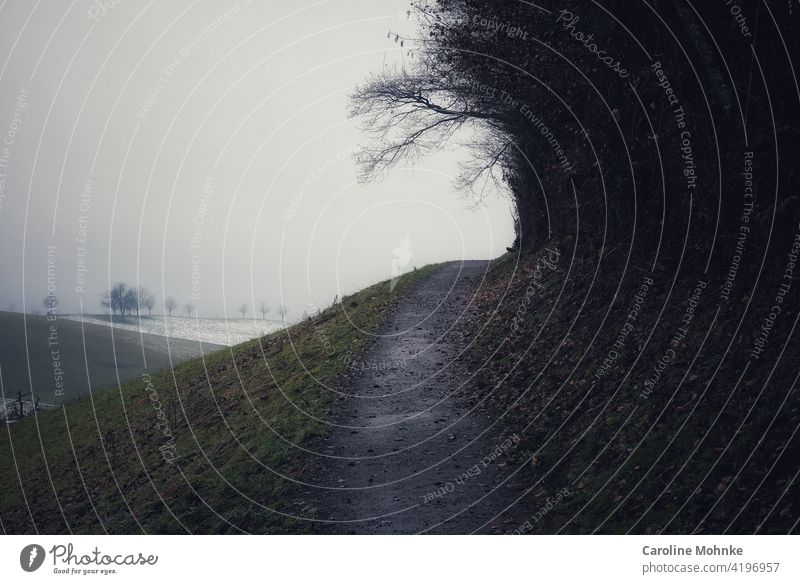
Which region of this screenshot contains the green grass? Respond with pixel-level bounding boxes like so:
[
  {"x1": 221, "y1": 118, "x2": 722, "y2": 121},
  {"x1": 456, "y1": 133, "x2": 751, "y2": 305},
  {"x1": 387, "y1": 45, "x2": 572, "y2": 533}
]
[
  {"x1": 0, "y1": 265, "x2": 439, "y2": 534},
  {"x1": 0, "y1": 311, "x2": 222, "y2": 404}
]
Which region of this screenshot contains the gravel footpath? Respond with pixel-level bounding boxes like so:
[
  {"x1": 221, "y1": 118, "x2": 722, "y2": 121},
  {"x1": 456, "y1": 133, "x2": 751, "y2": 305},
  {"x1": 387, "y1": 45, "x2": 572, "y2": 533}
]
[{"x1": 304, "y1": 261, "x2": 529, "y2": 534}]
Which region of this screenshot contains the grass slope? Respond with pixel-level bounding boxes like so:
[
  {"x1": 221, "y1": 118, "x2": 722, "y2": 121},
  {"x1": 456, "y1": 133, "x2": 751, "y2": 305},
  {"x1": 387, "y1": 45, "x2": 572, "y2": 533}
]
[
  {"x1": 0, "y1": 265, "x2": 439, "y2": 534},
  {"x1": 462, "y1": 242, "x2": 799, "y2": 534}
]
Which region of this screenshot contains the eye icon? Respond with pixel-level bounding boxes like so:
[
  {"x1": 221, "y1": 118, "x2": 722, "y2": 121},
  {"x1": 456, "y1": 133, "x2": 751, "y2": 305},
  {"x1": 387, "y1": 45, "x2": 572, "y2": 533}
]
[{"x1": 20, "y1": 544, "x2": 46, "y2": 572}]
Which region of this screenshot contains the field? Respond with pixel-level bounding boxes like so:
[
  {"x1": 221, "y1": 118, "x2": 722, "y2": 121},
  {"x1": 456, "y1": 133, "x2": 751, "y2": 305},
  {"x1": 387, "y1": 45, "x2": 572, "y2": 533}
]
[
  {"x1": 0, "y1": 311, "x2": 224, "y2": 406},
  {"x1": 62, "y1": 314, "x2": 285, "y2": 347}
]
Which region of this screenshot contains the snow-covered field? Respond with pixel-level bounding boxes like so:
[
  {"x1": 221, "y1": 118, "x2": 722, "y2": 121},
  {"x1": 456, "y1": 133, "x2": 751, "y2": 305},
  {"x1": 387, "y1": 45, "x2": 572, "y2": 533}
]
[{"x1": 62, "y1": 314, "x2": 285, "y2": 346}]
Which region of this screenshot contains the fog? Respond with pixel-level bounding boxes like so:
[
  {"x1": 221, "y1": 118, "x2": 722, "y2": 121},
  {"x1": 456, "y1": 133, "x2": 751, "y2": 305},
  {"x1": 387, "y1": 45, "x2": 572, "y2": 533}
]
[{"x1": 0, "y1": 0, "x2": 515, "y2": 319}]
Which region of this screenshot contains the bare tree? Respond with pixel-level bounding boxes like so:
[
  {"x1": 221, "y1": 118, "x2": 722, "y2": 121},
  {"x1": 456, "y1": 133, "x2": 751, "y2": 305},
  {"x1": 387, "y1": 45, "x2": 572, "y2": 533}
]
[
  {"x1": 239, "y1": 304, "x2": 248, "y2": 319},
  {"x1": 346, "y1": 5, "x2": 559, "y2": 249},
  {"x1": 42, "y1": 294, "x2": 58, "y2": 315},
  {"x1": 350, "y1": 71, "x2": 499, "y2": 182},
  {"x1": 184, "y1": 303, "x2": 195, "y2": 317},
  {"x1": 100, "y1": 282, "x2": 155, "y2": 316},
  {"x1": 259, "y1": 302, "x2": 270, "y2": 320},
  {"x1": 124, "y1": 288, "x2": 138, "y2": 316},
  {"x1": 277, "y1": 304, "x2": 289, "y2": 322},
  {"x1": 121, "y1": 286, "x2": 151, "y2": 317},
  {"x1": 142, "y1": 293, "x2": 155, "y2": 315},
  {"x1": 133, "y1": 287, "x2": 155, "y2": 315},
  {"x1": 102, "y1": 283, "x2": 128, "y2": 315},
  {"x1": 113, "y1": 283, "x2": 127, "y2": 314},
  {"x1": 165, "y1": 296, "x2": 178, "y2": 316},
  {"x1": 7, "y1": 303, "x2": 15, "y2": 312},
  {"x1": 100, "y1": 290, "x2": 112, "y2": 313}
]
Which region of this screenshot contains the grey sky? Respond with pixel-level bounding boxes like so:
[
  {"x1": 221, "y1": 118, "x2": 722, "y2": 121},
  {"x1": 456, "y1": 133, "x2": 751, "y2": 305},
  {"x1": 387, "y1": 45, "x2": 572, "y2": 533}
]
[{"x1": 0, "y1": 0, "x2": 514, "y2": 319}]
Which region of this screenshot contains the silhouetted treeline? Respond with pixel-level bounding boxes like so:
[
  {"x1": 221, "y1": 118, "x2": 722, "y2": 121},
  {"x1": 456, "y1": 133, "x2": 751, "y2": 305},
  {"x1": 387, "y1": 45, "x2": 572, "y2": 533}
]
[
  {"x1": 352, "y1": 1, "x2": 799, "y2": 262},
  {"x1": 100, "y1": 283, "x2": 155, "y2": 316}
]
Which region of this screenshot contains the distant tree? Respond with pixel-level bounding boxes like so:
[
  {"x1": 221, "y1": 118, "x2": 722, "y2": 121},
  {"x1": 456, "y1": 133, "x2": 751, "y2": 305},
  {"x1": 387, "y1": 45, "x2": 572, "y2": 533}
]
[
  {"x1": 112, "y1": 283, "x2": 124, "y2": 314},
  {"x1": 277, "y1": 304, "x2": 289, "y2": 322},
  {"x1": 100, "y1": 290, "x2": 112, "y2": 313},
  {"x1": 131, "y1": 286, "x2": 153, "y2": 316},
  {"x1": 165, "y1": 296, "x2": 178, "y2": 316},
  {"x1": 106, "y1": 283, "x2": 128, "y2": 315},
  {"x1": 259, "y1": 302, "x2": 270, "y2": 320},
  {"x1": 142, "y1": 292, "x2": 155, "y2": 315},
  {"x1": 7, "y1": 303, "x2": 15, "y2": 312},
  {"x1": 123, "y1": 288, "x2": 138, "y2": 316},
  {"x1": 239, "y1": 304, "x2": 248, "y2": 319},
  {"x1": 184, "y1": 303, "x2": 195, "y2": 317},
  {"x1": 42, "y1": 294, "x2": 58, "y2": 315},
  {"x1": 100, "y1": 283, "x2": 157, "y2": 316}
]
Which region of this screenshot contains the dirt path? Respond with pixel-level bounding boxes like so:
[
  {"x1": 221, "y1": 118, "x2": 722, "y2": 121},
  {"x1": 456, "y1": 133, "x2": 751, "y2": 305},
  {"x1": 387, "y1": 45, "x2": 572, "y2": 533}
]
[{"x1": 303, "y1": 261, "x2": 529, "y2": 534}]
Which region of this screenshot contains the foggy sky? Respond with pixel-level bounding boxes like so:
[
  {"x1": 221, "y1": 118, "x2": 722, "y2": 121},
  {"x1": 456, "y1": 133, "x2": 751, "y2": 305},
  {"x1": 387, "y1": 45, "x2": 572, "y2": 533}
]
[{"x1": 0, "y1": 0, "x2": 514, "y2": 320}]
